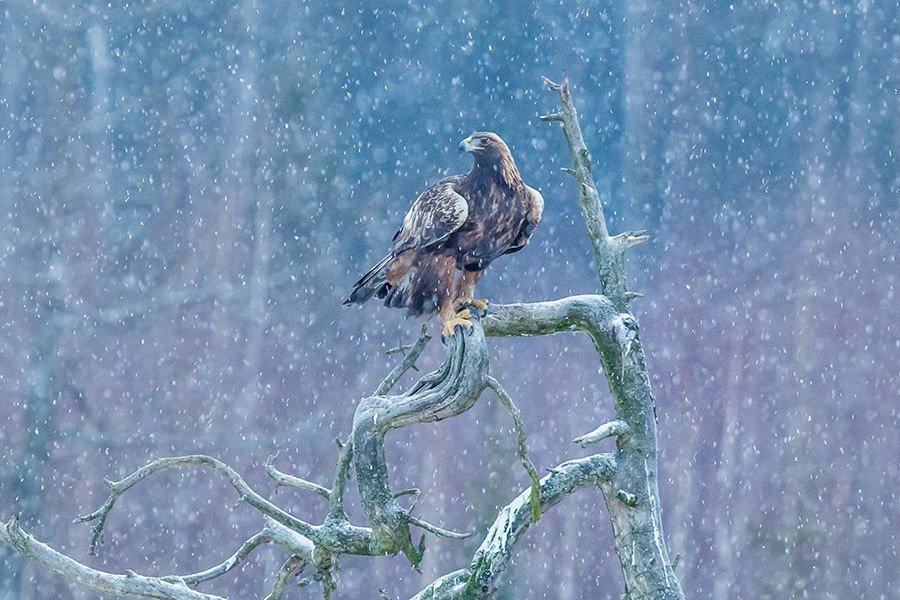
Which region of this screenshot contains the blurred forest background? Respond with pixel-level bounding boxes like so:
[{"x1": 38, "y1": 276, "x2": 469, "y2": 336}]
[{"x1": 0, "y1": 1, "x2": 896, "y2": 598}]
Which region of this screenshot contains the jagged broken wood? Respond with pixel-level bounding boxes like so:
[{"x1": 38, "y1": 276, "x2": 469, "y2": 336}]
[{"x1": 573, "y1": 419, "x2": 630, "y2": 448}]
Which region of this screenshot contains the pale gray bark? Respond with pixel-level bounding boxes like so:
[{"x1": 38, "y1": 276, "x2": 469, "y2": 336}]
[
  {"x1": 0, "y1": 516, "x2": 222, "y2": 600},
  {"x1": 352, "y1": 317, "x2": 490, "y2": 565},
  {"x1": 539, "y1": 77, "x2": 683, "y2": 599}
]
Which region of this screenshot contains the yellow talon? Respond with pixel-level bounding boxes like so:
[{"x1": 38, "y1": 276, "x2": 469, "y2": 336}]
[
  {"x1": 467, "y1": 298, "x2": 489, "y2": 311},
  {"x1": 454, "y1": 298, "x2": 489, "y2": 312},
  {"x1": 441, "y1": 309, "x2": 473, "y2": 337}
]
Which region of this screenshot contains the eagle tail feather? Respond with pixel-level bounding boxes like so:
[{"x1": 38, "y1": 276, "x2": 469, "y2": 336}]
[
  {"x1": 347, "y1": 252, "x2": 454, "y2": 319},
  {"x1": 345, "y1": 254, "x2": 392, "y2": 305}
]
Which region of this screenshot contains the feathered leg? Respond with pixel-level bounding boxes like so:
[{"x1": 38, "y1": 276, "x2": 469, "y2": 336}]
[{"x1": 454, "y1": 269, "x2": 488, "y2": 312}]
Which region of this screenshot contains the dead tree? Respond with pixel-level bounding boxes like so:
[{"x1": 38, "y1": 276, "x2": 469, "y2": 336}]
[{"x1": 1, "y1": 77, "x2": 685, "y2": 600}]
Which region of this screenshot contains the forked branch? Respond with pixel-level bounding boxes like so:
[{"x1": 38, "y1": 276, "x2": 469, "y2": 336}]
[{"x1": 411, "y1": 453, "x2": 616, "y2": 600}]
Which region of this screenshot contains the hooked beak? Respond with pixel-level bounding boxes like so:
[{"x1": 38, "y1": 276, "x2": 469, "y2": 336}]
[{"x1": 458, "y1": 136, "x2": 481, "y2": 154}]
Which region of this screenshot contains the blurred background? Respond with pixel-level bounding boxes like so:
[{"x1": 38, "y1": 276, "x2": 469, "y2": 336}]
[{"x1": 0, "y1": 1, "x2": 896, "y2": 598}]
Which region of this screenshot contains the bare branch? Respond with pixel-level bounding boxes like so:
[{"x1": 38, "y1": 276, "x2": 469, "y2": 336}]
[
  {"x1": 610, "y1": 230, "x2": 651, "y2": 251},
  {"x1": 540, "y1": 75, "x2": 562, "y2": 91},
  {"x1": 573, "y1": 420, "x2": 631, "y2": 448},
  {"x1": 466, "y1": 454, "x2": 616, "y2": 596},
  {"x1": 265, "y1": 455, "x2": 331, "y2": 500},
  {"x1": 74, "y1": 455, "x2": 374, "y2": 557},
  {"x1": 353, "y1": 316, "x2": 490, "y2": 566},
  {"x1": 179, "y1": 531, "x2": 271, "y2": 586},
  {"x1": 176, "y1": 518, "x2": 315, "y2": 590},
  {"x1": 484, "y1": 295, "x2": 618, "y2": 339},
  {"x1": 411, "y1": 453, "x2": 616, "y2": 599},
  {"x1": 262, "y1": 518, "x2": 316, "y2": 560},
  {"x1": 407, "y1": 516, "x2": 473, "y2": 540},
  {"x1": 485, "y1": 375, "x2": 542, "y2": 522},
  {"x1": 542, "y1": 74, "x2": 684, "y2": 599},
  {"x1": 326, "y1": 438, "x2": 353, "y2": 520},
  {"x1": 264, "y1": 556, "x2": 306, "y2": 600},
  {"x1": 409, "y1": 570, "x2": 470, "y2": 600},
  {"x1": 0, "y1": 515, "x2": 223, "y2": 600},
  {"x1": 543, "y1": 74, "x2": 655, "y2": 306},
  {"x1": 375, "y1": 325, "x2": 431, "y2": 395}
]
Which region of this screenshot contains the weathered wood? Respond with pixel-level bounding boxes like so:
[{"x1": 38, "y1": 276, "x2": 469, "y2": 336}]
[
  {"x1": 537, "y1": 76, "x2": 683, "y2": 600},
  {"x1": 0, "y1": 516, "x2": 222, "y2": 600},
  {"x1": 352, "y1": 315, "x2": 490, "y2": 565},
  {"x1": 488, "y1": 296, "x2": 683, "y2": 598},
  {"x1": 574, "y1": 419, "x2": 631, "y2": 448},
  {"x1": 410, "y1": 453, "x2": 616, "y2": 600}
]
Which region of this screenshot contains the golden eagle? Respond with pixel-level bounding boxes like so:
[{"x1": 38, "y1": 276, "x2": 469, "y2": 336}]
[{"x1": 346, "y1": 132, "x2": 543, "y2": 336}]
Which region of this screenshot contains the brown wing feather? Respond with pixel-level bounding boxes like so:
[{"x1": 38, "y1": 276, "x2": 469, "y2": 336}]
[
  {"x1": 346, "y1": 176, "x2": 467, "y2": 316},
  {"x1": 392, "y1": 176, "x2": 468, "y2": 254},
  {"x1": 503, "y1": 185, "x2": 544, "y2": 255}
]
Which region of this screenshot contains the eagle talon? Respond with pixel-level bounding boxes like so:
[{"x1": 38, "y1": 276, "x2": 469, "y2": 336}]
[
  {"x1": 454, "y1": 297, "x2": 489, "y2": 313},
  {"x1": 466, "y1": 298, "x2": 489, "y2": 313},
  {"x1": 441, "y1": 310, "x2": 473, "y2": 338}
]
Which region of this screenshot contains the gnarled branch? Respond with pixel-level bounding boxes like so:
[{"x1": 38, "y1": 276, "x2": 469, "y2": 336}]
[
  {"x1": 410, "y1": 453, "x2": 616, "y2": 600},
  {"x1": 352, "y1": 313, "x2": 490, "y2": 566}
]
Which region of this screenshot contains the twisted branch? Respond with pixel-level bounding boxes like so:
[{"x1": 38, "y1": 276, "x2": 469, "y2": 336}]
[
  {"x1": 410, "y1": 453, "x2": 616, "y2": 599},
  {"x1": 352, "y1": 313, "x2": 490, "y2": 566}
]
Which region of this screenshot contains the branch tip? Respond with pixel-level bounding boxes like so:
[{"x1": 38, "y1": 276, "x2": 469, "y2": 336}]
[
  {"x1": 265, "y1": 455, "x2": 332, "y2": 500},
  {"x1": 540, "y1": 75, "x2": 561, "y2": 91},
  {"x1": 374, "y1": 325, "x2": 432, "y2": 395},
  {"x1": 407, "y1": 515, "x2": 473, "y2": 540},
  {"x1": 573, "y1": 420, "x2": 630, "y2": 447}
]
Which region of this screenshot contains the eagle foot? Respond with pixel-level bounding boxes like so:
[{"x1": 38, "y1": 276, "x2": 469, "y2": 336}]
[
  {"x1": 441, "y1": 309, "x2": 473, "y2": 338},
  {"x1": 454, "y1": 298, "x2": 489, "y2": 314}
]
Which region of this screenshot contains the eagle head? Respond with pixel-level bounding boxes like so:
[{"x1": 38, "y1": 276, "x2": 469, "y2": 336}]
[
  {"x1": 458, "y1": 132, "x2": 508, "y2": 157},
  {"x1": 458, "y1": 132, "x2": 522, "y2": 188}
]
